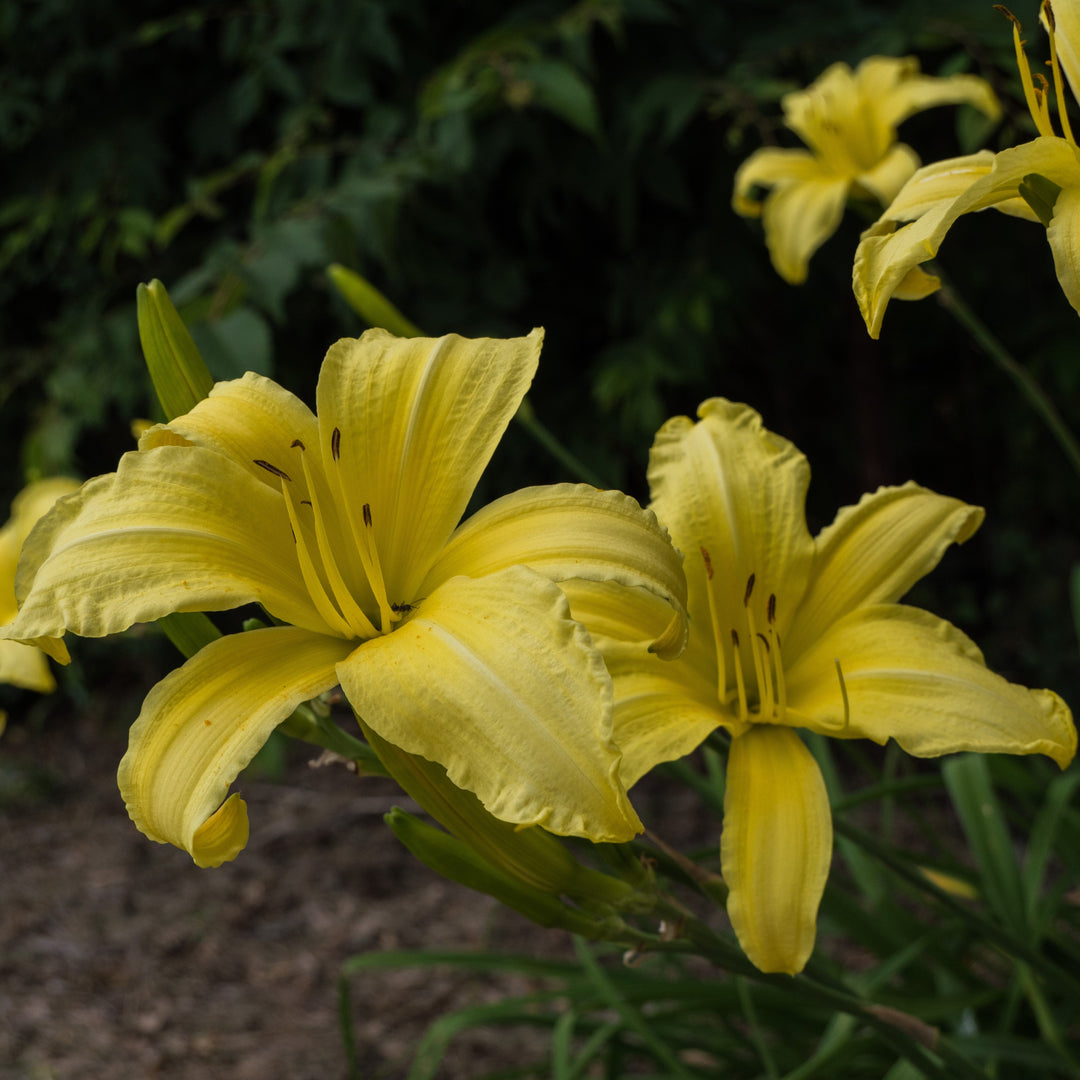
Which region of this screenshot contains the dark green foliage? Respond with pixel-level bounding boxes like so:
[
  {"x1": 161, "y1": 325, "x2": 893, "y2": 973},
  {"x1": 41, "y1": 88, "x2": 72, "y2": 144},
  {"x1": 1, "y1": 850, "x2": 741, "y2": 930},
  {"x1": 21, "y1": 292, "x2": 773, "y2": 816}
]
[{"x1": 1, "y1": 0, "x2": 1076, "y2": 715}]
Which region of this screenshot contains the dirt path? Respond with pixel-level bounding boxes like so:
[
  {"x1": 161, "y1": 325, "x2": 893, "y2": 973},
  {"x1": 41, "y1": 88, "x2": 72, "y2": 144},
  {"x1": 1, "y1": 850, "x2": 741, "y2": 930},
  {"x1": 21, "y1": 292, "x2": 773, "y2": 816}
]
[{"x1": 1, "y1": 711, "x2": 563, "y2": 1079}]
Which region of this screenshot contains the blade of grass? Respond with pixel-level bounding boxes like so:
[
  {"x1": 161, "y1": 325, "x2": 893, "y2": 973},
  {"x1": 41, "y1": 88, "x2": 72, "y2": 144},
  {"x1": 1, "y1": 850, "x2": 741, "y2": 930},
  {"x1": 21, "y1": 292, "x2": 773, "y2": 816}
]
[
  {"x1": 572, "y1": 938, "x2": 699, "y2": 1080},
  {"x1": 942, "y1": 755, "x2": 1026, "y2": 935},
  {"x1": 1022, "y1": 770, "x2": 1080, "y2": 935}
]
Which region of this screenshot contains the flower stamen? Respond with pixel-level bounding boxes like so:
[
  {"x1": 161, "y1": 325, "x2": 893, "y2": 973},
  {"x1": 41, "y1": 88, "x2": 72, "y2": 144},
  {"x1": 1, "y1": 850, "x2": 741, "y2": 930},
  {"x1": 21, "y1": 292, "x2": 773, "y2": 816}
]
[
  {"x1": 768, "y1": 595, "x2": 788, "y2": 722},
  {"x1": 997, "y1": 4, "x2": 1059, "y2": 137},
  {"x1": 699, "y1": 547, "x2": 728, "y2": 701},
  {"x1": 358, "y1": 502, "x2": 395, "y2": 633},
  {"x1": 1044, "y1": 0, "x2": 1077, "y2": 144},
  {"x1": 731, "y1": 629, "x2": 749, "y2": 723},
  {"x1": 279, "y1": 475, "x2": 355, "y2": 638},
  {"x1": 834, "y1": 658, "x2": 851, "y2": 734},
  {"x1": 291, "y1": 442, "x2": 378, "y2": 639},
  {"x1": 743, "y1": 574, "x2": 773, "y2": 718}
]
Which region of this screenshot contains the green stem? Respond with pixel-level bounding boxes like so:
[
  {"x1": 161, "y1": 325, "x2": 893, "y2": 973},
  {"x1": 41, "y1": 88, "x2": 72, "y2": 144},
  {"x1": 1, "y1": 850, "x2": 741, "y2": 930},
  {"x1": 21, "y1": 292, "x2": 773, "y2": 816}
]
[
  {"x1": 644, "y1": 896, "x2": 985, "y2": 1080},
  {"x1": 935, "y1": 275, "x2": 1080, "y2": 483},
  {"x1": 514, "y1": 397, "x2": 608, "y2": 487},
  {"x1": 278, "y1": 704, "x2": 389, "y2": 776}
]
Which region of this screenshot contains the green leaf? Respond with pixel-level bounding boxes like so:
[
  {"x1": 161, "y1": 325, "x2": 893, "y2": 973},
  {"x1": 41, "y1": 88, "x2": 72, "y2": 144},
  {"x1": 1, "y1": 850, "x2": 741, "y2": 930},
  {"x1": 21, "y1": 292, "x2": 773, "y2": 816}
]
[
  {"x1": 517, "y1": 59, "x2": 600, "y2": 137},
  {"x1": 942, "y1": 754, "x2": 1026, "y2": 935},
  {"x1": 1021, "y1": 769, "x2": 1080, "y2": 936},
  {"x1": 188, "y1": 306, "x2": 273, "y2": 380}
]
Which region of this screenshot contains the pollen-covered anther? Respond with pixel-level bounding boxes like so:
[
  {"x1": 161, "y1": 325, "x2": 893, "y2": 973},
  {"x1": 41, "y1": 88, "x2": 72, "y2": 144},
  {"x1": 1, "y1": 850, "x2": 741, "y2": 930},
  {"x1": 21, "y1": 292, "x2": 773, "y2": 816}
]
[{"x1": 331, "y1": 427, "x2": 341, "y2": 461}]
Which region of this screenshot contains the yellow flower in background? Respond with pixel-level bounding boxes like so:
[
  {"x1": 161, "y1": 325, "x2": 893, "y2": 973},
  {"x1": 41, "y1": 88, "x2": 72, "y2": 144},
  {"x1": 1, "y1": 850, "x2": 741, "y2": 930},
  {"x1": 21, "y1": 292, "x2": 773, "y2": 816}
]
[
  {"x1": 855, "y1": 1, "x2": 1080, "y2": 336},
  {"x1": 0, "y1": 477, "x2": 80, "y2": 697},
  {"x1": 565, "y1": 399, "x2": 1075, "y2": 975},
  {"x1": 733, "y1": 55, "x2": 1000, "y2": 284},
  {"x1": 2, "y1": 329, "x2": 688, "y2": 867}
]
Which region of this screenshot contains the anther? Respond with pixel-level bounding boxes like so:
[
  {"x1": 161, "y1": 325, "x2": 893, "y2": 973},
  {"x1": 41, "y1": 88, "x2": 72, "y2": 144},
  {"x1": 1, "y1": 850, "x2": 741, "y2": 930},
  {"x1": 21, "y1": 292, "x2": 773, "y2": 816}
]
[
  {"x1": 291, "y1": 438, "x2": 306, "y2": 450},
  {"x1": 254, "y1": 459, "x2": 291, "y2": 481},
  {"x1": 994, "y1": 4, "x2": 1020, "y2": 27},
  {"x1": 756, "y1": 632, "x2": 770, "y2": 652},
  {"x1": 331, "y1": 427, "x2": 341, "y2": 461},
  {"x1": 743, "y1": 573, "x2": 755, "y2": 606},
  {"x1": 1045, "y1": 0, "x2": 1056, "y2": 31},
  {"x1": 362, "y1": 503, "x2": 373, "y2": 528},
  {"x1": 700, "y1": 547, "x2": 714, "y2": 580},
  {"x1": 767, "y1": 593, "x2": 777, "y2": 624}
]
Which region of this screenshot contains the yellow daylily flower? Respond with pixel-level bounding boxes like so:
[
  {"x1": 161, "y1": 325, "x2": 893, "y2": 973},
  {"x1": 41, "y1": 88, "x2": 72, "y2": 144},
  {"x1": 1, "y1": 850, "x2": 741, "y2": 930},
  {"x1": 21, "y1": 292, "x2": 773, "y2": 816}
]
[
  {"x1": 2, "y1": 329, "x2": 688, "y2": 867},
  {"x1": 733, "y1": 55, "x2": 1000, "y2": 284},
  {"x1": 855, "y1": 1, "x2": 1080, "y2": 336},
  {"x1": 565, "y1": 399, "x2": 1075, "y2": 975},
  {"x1": 0, "y1": 477, "x2": 80, "y2": 696}
]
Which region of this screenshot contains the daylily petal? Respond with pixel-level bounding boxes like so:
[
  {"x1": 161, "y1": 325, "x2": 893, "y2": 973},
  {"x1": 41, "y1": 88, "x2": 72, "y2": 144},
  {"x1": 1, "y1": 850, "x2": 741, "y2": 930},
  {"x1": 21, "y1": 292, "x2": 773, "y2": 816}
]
[
  {"x1": 875, "y1": 152, "x2": 995, "y2": 220},
  {"x1": 561, "y1": 579, "x2": 746, "y2": 785},
  {"x1": 784, "y1": 604, "x2": 1077, "y2": 768},
  {"x1": 732, "y1": 147, "x2": 830, "y2": 216},
  {"x1": 854, "y1": 142, "x2": 921, "y2": 206},
  {"x1": 783, "y1": 62, "x2": 873, "y2": 166},
  {"x1": 419, "y1": 483, "x2": 688, "y2": 657},
  {"x1": 118, "y1": 626, "x2": 354, "y2": 867},
  {"x1": 759, "y1": 176, "x2": 851, "y2": 284},
  {"x1": 338, "y1": 566, "x2": 642, "y2": 842},
  {"x1": 1044, "y1": 0, "x2": 1080, "y2": 108},
  {"x1": 0, "y1": 639, "x2": 56, "y2": 693},
  {"x1": 855, "y1": 138, "x2": 1080, "y2": 336},
  {"x1": 721, "y1": 724, "x2": 832, "y2": 975},
  {"x1": 1046, "y1": 183, "x2": 1080, "y2": 314},
  {"x1": 315, "y1": 329, "x2": 542, "y2": 602},
  {"x1": 605, "y1": 650, "x2": 737, "y2": 787},
  {"x1": 648, "y1": 399, "x2": 813, "y2": 644},
  {"x1": 140, "y1": 371, "x2": 319, "y2": 494},
  {"x1": 873, "y1": 67, "x2": 1001, "y2": 131},
  {"x1": 5, "y1": 445, "x2": 329, "y2": 648},
  {"x1": 786, "y1": 482, "x2": 983, "y2": 657}
]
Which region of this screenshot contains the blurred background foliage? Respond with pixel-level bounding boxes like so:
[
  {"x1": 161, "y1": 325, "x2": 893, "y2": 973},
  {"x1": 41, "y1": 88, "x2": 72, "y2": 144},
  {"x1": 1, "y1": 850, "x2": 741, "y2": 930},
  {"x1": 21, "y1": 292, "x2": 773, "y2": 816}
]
[{"x1": 0, "y1": 0, "x2": 1077, "y2": 719}]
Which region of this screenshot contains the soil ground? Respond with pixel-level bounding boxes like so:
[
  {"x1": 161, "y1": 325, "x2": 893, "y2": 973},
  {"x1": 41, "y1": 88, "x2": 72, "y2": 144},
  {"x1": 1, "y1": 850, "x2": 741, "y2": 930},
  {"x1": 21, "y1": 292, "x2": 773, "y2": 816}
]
[{"x1": 1, "y1": 693, "x2": 580, "y2": 1080}]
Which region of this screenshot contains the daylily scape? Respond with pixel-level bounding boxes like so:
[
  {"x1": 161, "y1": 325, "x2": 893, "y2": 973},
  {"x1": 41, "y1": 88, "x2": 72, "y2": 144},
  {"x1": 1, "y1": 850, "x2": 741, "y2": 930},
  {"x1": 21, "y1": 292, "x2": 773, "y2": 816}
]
[
  {"x1": 565, "y1": 399, "x2": 1076, "y2": 975},
  {"x1": 733, "y1": 54, "x2": 999, "y2": 285},
  {"x1": 855, "y1": 0, "x2": 1080, "y2": 335},
  {"x1": 1, "y1": 329, "x2": 689, "y2": 867}
]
